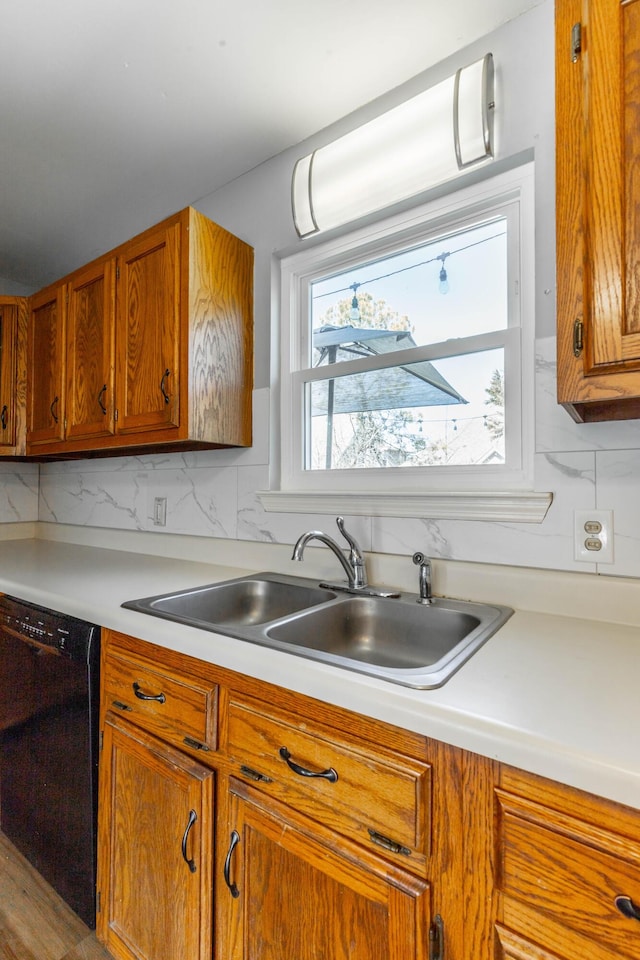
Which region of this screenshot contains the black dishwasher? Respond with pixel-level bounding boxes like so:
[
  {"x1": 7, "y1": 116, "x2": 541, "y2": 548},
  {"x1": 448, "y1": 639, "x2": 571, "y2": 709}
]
[{"x1": 0, "y1": 594, "x2": 100, "y2": 928}]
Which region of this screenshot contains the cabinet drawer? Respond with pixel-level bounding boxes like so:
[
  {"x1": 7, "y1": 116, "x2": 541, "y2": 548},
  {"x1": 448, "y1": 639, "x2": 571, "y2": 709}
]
[
  {"x1": 226, "y1": 697, "x2": 430, "y2": 867},
  {"x1": 497, "y1": 788, "x2": 640, "y2": 960},
  {"x1": 104, "y1": 652, "x2": 217, "y2": 753}
]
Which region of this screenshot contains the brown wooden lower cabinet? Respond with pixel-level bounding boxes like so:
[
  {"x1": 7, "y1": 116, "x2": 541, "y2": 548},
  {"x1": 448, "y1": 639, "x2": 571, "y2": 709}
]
[
  {"x1": 495, "y1": 766, "x2": 640, "y2": 960},
  {"x1": 96, "y1": 715, "x2": 214, "y2": 960},
  {"x1": 218, "y1": 777, "x2": 430, "y2": 960},
  {"x1": 96, "y1": 629, "x2": 640, "y2": 960}
]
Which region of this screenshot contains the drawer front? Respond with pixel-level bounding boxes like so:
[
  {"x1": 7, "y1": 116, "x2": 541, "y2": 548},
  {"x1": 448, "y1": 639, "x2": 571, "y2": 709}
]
[
  {"x1": 226, "y1": 697, "x2": 430, "y2": 863},
  {"x1": 104, "y1": 653, "x2": 217, "y2": 752},
  {"x1": 497, "y1": 789, "x2": 640, "y2": 960}
]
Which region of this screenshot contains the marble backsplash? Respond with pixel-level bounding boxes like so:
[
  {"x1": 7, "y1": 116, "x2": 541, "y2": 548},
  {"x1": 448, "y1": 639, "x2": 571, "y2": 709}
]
[
  {"x1": 4, "y1": 336, "x2": 640, "y2": 578},
  {"x1": 0, "y1": 461, "x2": 38, "y2": 524}
]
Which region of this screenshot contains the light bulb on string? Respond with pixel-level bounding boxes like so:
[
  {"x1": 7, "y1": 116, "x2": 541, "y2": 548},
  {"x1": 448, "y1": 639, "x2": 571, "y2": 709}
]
[
  {"x1": 437, "y1": 252, "x2": 450, "y2": 295},
  {"x1": 349, "y1": 282, "x2": 361, "y2": 322}
]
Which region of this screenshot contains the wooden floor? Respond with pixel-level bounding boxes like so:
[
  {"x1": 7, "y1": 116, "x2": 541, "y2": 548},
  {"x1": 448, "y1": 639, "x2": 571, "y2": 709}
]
[{"x1": 0, "y1": 833, "x2": 113, "y2": 960}]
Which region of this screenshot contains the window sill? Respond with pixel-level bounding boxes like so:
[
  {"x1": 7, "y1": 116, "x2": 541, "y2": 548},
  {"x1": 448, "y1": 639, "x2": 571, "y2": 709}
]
[{"x1": 258, "y1": 490, "x2": 553, "y2": 523}]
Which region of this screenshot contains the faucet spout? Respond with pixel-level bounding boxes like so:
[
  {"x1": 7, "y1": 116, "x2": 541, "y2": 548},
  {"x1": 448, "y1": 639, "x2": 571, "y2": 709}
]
[{"x1": 292, "y1": 517, "x2": 368, "y2": 590}]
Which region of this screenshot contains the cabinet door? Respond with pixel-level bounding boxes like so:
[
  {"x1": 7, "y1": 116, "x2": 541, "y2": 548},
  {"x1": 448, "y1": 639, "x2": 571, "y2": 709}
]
[
  {"x1": 66, "y1": 258, "x2": 116, "y2": 440},
  {"x1": 0, "y1": 303, "x2": 17, "y2": 448},
  {"x1": 97, "y1": 715, "x2": 213, "y2": 960},
  {"x1": 115, "y1": 221, "x2": 181, "y2": 436},
  {"x1": 220, "y1": 779, "x2": 430, "y2": 960},
  {"x1": 557, "y1": 0, "x2": 640, "y2": 419},
  {"x1": 27, "y1": 285, "x2": 65, "y2": 445}
]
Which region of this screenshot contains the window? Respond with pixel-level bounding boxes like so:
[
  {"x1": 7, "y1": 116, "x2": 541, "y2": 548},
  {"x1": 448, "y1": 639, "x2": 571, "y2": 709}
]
[{"x1": 270, "y1": 165, "x2": 544, "y2": 520}]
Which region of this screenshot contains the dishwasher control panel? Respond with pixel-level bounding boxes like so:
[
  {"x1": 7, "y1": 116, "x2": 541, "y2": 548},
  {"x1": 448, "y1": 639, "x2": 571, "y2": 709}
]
[{"x1": 0, "y1": 594, "x2": 99, "y2": 660}]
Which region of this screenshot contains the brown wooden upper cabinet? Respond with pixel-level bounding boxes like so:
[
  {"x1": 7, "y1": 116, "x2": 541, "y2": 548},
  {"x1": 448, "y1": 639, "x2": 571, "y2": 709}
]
[
  {"x1": 556, "y1": 0, "x2": 640, "y2": 421},
  {"x1": 27, "y1": 207, "x2": 253, "y2": 456},
  {"x1": 0, "y1": 297, "x2": 27, "y2": 456}
]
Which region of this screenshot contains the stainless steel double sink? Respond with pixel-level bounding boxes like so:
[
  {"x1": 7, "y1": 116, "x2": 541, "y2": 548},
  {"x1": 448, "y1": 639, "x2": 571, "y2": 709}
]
[{"x1": 122, "y1": 572, "x2": 512, "y2": 689}]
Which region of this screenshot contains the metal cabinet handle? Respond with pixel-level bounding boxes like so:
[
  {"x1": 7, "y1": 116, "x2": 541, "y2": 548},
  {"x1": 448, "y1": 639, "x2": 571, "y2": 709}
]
[
  {"x1": 160, "y1": 368, "x2": 171, "y2": 404},
  {"x1": 279, "y1": 746, "x2": 338, "y2": 783},
  {"x1": 615, "y1": 895, "x2": 640, "y2": 921},
  {"x1": 97, "y1": 384, "x2": 107, "y2": 415},
  {"x1": 132, "y1": 681, "x2": 166, "y2": 704},
  {"x1": 181, "y1": 809, "x2": 197, "y2": 873},
  {"x1": 50, "y1": 396, "x2": 59, "y2": 424},
  {"x1": 224, "y1": 830, "x2": 240, "y2": 898},
  {"x1": 0, "y1": 405, "x2": 7, "y2": 430}
]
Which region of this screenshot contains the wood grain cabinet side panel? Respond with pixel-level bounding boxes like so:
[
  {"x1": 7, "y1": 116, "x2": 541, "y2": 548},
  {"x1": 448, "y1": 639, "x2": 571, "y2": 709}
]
[{"x1": 187, "y1": 211, "x2": 253, "y2": 448}]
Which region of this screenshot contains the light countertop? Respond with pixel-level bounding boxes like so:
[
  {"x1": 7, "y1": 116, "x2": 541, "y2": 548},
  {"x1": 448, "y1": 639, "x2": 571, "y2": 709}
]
[{"x1": 1, "y1": 531, "x2": 639, "y2": 810}]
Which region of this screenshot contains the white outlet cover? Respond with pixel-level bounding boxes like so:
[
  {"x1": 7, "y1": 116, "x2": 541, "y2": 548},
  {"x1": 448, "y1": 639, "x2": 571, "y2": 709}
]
[{"x1": 574, "y1": 509, "x2": 614, "y2": 564}]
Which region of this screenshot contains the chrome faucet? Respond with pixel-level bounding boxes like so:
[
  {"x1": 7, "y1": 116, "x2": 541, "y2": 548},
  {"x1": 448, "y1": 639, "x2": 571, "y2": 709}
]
[
  {"x1": 292, "y1": 516, "x2": 368, "y2": 590},
  {"x1": 412, "y1": 551, "x2": 433, "y2": 604}
]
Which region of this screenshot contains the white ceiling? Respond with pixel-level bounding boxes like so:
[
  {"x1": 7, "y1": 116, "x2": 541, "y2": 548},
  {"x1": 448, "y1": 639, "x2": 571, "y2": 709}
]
[{"x1": 1, "y1": 0, "x2": 543, "y2": 289}]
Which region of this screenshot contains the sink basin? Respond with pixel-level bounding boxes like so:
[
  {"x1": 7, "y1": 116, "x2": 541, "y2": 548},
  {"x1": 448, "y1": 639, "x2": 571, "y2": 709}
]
[
  {"x1": 265, "y1": 596, "x2": 482, "y2": 669},
  {"x1": 122, "y1": 575, "x2": 335, "y2": 628},
  {"x1": 123, "y1": 572, "x2": 512, "y2": 689}
]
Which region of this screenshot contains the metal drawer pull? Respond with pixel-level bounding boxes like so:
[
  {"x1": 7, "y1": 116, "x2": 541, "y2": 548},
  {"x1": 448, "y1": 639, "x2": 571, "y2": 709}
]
[
  {"x1": 0, "y1": 405, "x2": 7, "y2": 430},
  {"x1": 97, "y1": 384, "x2": 107, "y2": 414},
  {"x1": 279, "y1": 746, "x2": 338, "y2": 783},
  {"x1": 615, "y1": 895, "x2": 640, "y2": 921},
  {"x1": 224, "y1": 830, "x2": 240, "y2": 898},
  {"x1": 368, "y1": 829, "x2": 411, "y2": 856},
  {"x1": 132, "y1": 681, "x2": 166, "y2": 704},
  {"x1": 50, "y1": 396, "x2": 59, "y2": 423},
  {"x1": 181, "y1": 809, "x2": 197, "y2": 873}
]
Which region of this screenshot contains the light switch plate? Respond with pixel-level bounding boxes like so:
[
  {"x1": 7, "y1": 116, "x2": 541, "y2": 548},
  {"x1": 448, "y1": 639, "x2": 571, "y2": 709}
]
[
  {"x1": 574, "y1": 509, "x2": 614, "y2": 564},
  {"x1": 152, "y1": 496, "x2": 167, "y2": 527}
]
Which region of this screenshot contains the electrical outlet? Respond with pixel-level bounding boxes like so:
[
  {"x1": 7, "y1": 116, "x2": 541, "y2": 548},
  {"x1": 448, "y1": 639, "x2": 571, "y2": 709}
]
[{"x1": 574, "y1": 509, "x2": 614, "y2": 564}]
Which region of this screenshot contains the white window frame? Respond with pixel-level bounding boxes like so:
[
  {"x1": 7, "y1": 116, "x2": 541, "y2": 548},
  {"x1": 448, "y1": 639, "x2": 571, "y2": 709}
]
[{"x1": 261, "y1": 164, "x2": 551, "y2": 523}]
